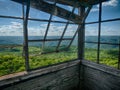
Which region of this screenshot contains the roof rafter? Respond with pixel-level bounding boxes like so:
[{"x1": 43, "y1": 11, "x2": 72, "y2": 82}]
[
  {"x1": 12, "y1": 0, "x2": 82, "y2": 24},
  {"x1": 45, "y1": 0, "x2": 109, "y2": 7},
  {"x1": 11, "y1": 0, "x2": 108, "y2": 23}
]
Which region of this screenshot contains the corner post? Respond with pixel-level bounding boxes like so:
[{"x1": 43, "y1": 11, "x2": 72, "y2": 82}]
[
  {"x1": 23, "y1": 0, "x2": 30, "y2": 71},
  {"x1": 78, "y1": 6, "x2": 85, "y2": 90},
  {"x1": 78, "y1": 6, "x2": 85, "y2": 60}
]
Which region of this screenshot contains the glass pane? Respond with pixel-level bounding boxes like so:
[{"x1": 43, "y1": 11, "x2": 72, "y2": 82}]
[
  {"x1": 46, "y1": 23, "x2": 66, "y2": 39},
  {"x1": 64, "y1": 24, "x2": 78, "y2": 38},
  {"x1": 59, "y1": 40, "x2": 71, "y2": 51},
  {"x1": 0, "y1": 18, "x2": 24, "y2": 76},
  {"x1": 28, "y1": 21, "x2": 48, "y2": 39},
  {"x1": 100, "y1": 44, "x2": 119, "y2": 68},
  {"x1": 69, "y1": 34, "x2": 78, "y2": 59},
  {"x1": 28, "y1": 42, "x2": 43, "y2": 55},
  {"x1": 52, "y1": 15, "x2": 67, "y2": 22},
  {"x1": 0, "y1": 18, "x2": 23, "y2": 37},
  {"x1": 101, "y1": 21, "x2": 120, "y2": 44},
  {"x1": 85, "y1": 23, "x2": 98, "y2": 42},
  {"x1": 43, "y1": 41, "x2": 58, "y2": 53},
  {"x1": 84, "y1": 43, "x2": 97, "y2": 62},
  {"x1": 0, "y1": 0, "x2": 22, "y2": 17},
  {"x1": 57, "y1": 3, "x2": 73, "y2": 12},
  {"x1": 102, "y1": 0, "x2": 120, "y2": 20},
  {"x1": 100, "y1": 36, "x2": 120, "y2": 44},
  {"x1": 86, "y1": 5, "x2": 99, "y2": 22},
  {"x1": 74, "y1": 8, "x2": 79, "y2": 15},
  {"x1": 29, "y1": 7, "x2": 50, "y2": 20},
  {"x1": 29, "y1": 40, "x2": 77, "y2": 69},
  {"x1": 72, "y1": 34, "x2": 78, "y2": 47}
]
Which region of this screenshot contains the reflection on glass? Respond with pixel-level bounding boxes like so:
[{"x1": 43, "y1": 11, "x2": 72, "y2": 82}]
[
  {"x1": 64, "y1": 24, "x2": 78, "y2": 38},
  {"x1": 47, "y1": 23, "x2": 66, "y2": 39},
  {"x1": 58, "y1": 40, "x2": 71, "y2": 51},
  {"x1": 43, "y1": 41, "x2": 58, "y2": 52}
]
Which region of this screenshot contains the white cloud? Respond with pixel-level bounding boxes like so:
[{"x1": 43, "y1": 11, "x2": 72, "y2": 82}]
[
  {"x1": 85, "y1": 25, "x2": 120, "y2": 36},
  {"x1": 91, "y1": 8, "x2": 99, "y2": 12},
  {"x1": 86, "y1": 31, "x2": 97, "y2": 36},
  {"x1": 91, "y1": 0, "x2": 118, "y2": 12},
  {"x1": 0, "y1": 22, "x2": 23, "y2": 36},
  {"x1": 1, "y1": 21, "x2": 119, "y2": 36},
  {"x1": 102, "y1": 0, "x2": 118, "y2": 7},
  {"x1": 101, "y1": 26, "x2": 120, "y2": 36},
  {"x1": 27, "y1": 24, "x2": 78, "y2": 36},
  {"x1": 0, "y1": 30, "x2": 6, "y2": 33},
  {"x1": 10, "y1": 22, "x2": 22, "y2": 29}
]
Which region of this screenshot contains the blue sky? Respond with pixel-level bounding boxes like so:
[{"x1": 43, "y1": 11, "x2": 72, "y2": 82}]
[
  {"x1": 86, "y1": 0, "x2": 120, "y2": 36},
  {"x1": 0, "y1": 0, "x2": 120, "y2": 36}
]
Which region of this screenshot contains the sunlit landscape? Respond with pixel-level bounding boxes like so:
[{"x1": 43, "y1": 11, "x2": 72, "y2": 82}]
[{"x1": 0, "y1": 0, "x2": 120, "y2": 77}]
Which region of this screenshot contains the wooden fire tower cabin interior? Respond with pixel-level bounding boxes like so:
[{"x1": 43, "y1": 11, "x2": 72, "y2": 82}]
[{"x1": 0, "y1": 0, "x2": 120, "y2": 90}]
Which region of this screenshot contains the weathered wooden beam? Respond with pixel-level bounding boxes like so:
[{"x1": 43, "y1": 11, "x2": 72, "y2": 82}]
[
  {"x1": 12, "y1": 0, "x2": 82, "y2": 24},
  {"x1": 78, "y1": 6, "x2": 85, "y2": 60},
  {"x1": 97, "y1": 2, "x2": 102, "y2": 64},
  {"x1": 45, "y1": 0, "x2": 109, "y2": 7},
  {"x1": 12, "y1": 0, "x2": 109, "y2": 7},
  {"x1": 23, "y1": 0, "x2": 30, "y2": 71},
  {"x1": 31, "y1": 0, "x2": 82, "y2": 24}
]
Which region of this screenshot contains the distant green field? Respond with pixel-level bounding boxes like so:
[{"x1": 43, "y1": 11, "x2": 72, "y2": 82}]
[
  {"x1": 0, "y1": 46, "x2": 77, "y2": 76},
  {"x1": 85, "y1": 48, "x2": 118, "y2": 68},
  {"x1": 0, "y1": 46, "x2": 119, "y2": 76}
]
